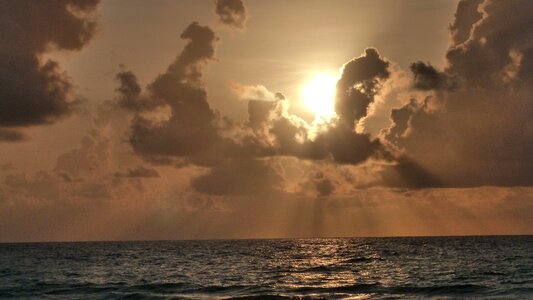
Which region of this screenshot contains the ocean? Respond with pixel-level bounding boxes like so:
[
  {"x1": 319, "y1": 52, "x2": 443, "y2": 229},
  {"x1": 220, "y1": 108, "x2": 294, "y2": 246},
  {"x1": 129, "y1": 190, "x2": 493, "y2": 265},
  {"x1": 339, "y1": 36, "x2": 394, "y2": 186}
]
[{"x1": 1, "y1": 236, "x2": 532, "y2": 299}]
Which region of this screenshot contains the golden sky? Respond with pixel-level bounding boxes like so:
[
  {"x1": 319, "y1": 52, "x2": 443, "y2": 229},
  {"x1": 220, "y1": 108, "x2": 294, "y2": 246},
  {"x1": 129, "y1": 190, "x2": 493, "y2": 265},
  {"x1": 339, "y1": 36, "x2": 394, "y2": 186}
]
[{"x1": 1, "y1": 0, "x2": 532, "y2": 242}]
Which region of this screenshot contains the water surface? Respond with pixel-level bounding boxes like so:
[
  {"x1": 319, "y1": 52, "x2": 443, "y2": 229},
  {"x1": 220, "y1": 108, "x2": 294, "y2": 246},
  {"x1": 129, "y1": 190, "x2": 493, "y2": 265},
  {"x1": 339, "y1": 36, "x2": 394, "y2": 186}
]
[{"x1": 1, "y1": 236, "x2": 532, "y2": 299}]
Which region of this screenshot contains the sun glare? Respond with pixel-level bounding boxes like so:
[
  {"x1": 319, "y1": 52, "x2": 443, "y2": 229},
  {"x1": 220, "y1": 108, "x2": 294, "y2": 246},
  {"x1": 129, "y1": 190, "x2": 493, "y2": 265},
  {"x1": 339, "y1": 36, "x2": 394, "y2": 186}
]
[{"x1": 302, "y1": 73, "x2": 338, "y2": 121}]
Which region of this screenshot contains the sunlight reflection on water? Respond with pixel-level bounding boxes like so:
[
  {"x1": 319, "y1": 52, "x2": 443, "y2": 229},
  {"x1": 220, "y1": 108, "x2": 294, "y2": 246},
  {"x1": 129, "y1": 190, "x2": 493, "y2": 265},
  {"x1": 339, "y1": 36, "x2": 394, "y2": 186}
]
[{"x1": 1, "y1": 236, "x2": 532, "y2": 298}]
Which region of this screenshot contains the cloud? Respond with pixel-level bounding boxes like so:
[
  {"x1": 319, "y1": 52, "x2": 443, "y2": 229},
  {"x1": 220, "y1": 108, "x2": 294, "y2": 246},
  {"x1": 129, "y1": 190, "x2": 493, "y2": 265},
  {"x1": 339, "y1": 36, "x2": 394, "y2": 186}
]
[
  {"x1": 191, "y1": 158, "x2": 283, "y2": 196},
  {"x1": 118, "y1": 22, "x2": 221, "y2": 159},
  {"x1": 248, "y1": 100, "x2": 277, "y2": 129},
  {"x1": 237, "y1": 83, "x2": 391, "y2": 166},
  {"x1": 115, "y1": 166, "x2": 160, "y2": 178},
  {"x1": 0, "y1": 129, "x2": 26, "y2": 142},
  {"x1": 230, "y1": 83, "x2": 283, "y2": 102},
  {"x1": 381, "y1": 0, "x2": 533, "y2": 188},
  {"x1": 4, "y1": 171, "x2": 63, "y2": 203},
  {"x1": 446, "y1": 0, "x2": 533, "y2": 87},
  {"x1": 215, "y1": 0, "x2": 247, "y2": 29},
  {"x1": 55, "y1": 135, "x2": 109, "y2": 176},
  {"x1": 115, "y1": 70, "x2": 144, "y2": 111},
  {"x1": 410, "y1": 61, "x2": 456, "y2": 91},
  {"x1": 3, "y1": 0, "x2": 533, "y2": 242},
  {"x1": 335, "y1": 48, "x2": 390, "y2": 129},
  {"x1": 314, "y1": 173, "x2": 335, "y2": 197},
  {"x1": 118, "y1": 0, "x2": 533, "y2": 193},
  {"x1": 0, "y1": 0, "x2": 100, "y2": 139},
  {"x1": 449, "y1": 0, "x2": 484, "y2": 46}
]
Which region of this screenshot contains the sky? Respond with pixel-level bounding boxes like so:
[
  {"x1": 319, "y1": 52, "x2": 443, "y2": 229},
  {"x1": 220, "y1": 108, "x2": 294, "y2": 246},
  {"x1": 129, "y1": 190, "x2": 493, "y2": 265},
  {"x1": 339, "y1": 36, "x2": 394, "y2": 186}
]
[{"x1": 1, "y1": 0, "x2": 532, "y2": 242}]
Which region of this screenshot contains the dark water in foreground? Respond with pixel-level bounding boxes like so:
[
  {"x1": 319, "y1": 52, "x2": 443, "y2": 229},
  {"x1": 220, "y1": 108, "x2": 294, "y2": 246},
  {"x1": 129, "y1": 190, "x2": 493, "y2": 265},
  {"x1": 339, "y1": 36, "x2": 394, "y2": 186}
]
[{"x1": 1, "y1": 236, "x2": 532, "y2": 299}]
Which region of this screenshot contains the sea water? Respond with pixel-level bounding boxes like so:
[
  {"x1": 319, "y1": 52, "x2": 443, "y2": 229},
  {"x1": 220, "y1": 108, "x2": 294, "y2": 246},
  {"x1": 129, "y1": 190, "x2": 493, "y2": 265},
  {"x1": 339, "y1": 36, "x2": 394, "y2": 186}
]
[{"x1": 1, "y1": 236, "x2": 532, "y2": 299}]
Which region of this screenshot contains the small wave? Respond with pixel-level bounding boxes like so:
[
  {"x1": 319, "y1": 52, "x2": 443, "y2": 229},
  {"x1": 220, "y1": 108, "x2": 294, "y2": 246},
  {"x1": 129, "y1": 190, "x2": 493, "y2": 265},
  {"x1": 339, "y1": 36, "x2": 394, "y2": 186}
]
[
  {"x1": 480, "y1": 270, "x2": 505, "y2": 276},
  {"x1": 7, "y1": 282, "x2": 122, "y2": 297},
  {"x1": 284, "y1": 283, "x2": 489, "y2": 297},
  {"x1": 291, "y1": 282, "x2": 382, "y2": 294},
  {"x1": 129, "y1": 282, "x2": 188, "y2": 292},
  {"x1": 391, "y1": 283, "x2": 488, "y2": 296},
  {"x1": 297, "y1": 265, "x2": 333, "y2": 273},
  {"x1": 194, "y1": 284, "x2": 250, "y2": 293},
  {"x1": 229, "y1": 295, "x2": 293, "y2": 300},
  {"x1": 343, "y1": 256, "x2": 375, "y2": 263}
]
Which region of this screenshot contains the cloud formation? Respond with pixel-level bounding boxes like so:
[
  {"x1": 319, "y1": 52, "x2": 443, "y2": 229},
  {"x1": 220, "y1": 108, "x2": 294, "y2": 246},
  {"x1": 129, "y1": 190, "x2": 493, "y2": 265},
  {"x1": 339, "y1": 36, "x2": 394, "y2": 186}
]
[
  {"x1": 382, "y1": 0, "x2": 533, "y2": 187},
  {"x1": 118, "y1": 22, "x2": 221, "y2": 160},
  {"x1": 2, "y1": 0, "x2": 533, "y2": 242},
  {"x1": 114, "y1": 166, "x2": 160, "y2": 178},
  {"x1": 117, "y1": 35, "x2": 393, "y2": 196},
  {"x1": 215, "y1": 0, "x2": 247, "y2": 29},
  {"x1": 0, "y1": 0, "x2": 100, "y2": 139},
  {"x1": 115, "y1": 0, "x2": 533, "y2": 194},
  {"x1": 335, "y1": 48, "x2": 390, "y2": 129},
  {"x1": 0, "y1": 129, "x2": 26, "y2": 142}
]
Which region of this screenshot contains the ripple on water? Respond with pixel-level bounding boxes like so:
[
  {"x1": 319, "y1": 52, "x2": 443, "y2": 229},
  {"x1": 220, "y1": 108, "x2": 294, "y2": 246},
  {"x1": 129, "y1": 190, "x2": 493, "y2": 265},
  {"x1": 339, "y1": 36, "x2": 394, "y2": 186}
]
[{"x1": 0, "y1": 236, "x2": 532, "y2": 299}]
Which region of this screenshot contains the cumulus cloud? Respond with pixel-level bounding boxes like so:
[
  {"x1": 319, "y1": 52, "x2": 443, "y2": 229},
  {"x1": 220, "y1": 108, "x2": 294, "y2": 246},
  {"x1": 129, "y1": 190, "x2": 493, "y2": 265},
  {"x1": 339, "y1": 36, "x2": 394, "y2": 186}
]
[
  {"x1": 117, "y1": 44, "x2": 393, "y2": 198},
  {"x1": 247, "y1": 99, "x2": 278, "y2": 129},
  {"x1": 449, "y1": 0, "x2": 484, "y2": 46},
  {"x1": 117, "y1": 0, "x2": 533, "y2": 194},
  {"x1": 335, "y1": 48, "x2": 390, "y2": 129},
  {"x1": 410, "y1": 61, "x2": 456, "y2": 91},
  {"x1": 118, "y1": 22, "x2": 221, "y2": 160},
  {"x1": 215, "y1": 0, "x2": 247, "y2": 29},
  {"x1": 446, "y1": 0, "x2": 533, "y2": 87},
  {"x1": 0, "y1": 0, "x2": 100, "y2": 139},
  {"x1": 230, "y1": 52, "x2": 392, "y2": 166},
  {"x1": 381, "y1": 0, "x2": 533, "y2": 188}
]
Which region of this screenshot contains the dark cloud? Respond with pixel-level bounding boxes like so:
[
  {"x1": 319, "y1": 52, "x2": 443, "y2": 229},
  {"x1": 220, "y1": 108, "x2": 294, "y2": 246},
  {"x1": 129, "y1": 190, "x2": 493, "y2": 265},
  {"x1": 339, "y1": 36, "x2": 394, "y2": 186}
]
[
  {"x1": 0, "y1": 0, "x2": 100, "y2": 132},
  {"x1": 0, "y1": 128, "x2": 26, "y2": 142},
  {"x1": 313, "y1": 127, "x2": 386, "y2": 165},
  {"x1": 410, "y1": 61, "x2": 456, "y2": 91},
  {"x1": 192, "y1": 159, "x2": 282, "y2": 196},
  {"x1": 335, "y1": 48, "x2": 389, "y2": 129},
  {"x1": 115, "y1": 71, "x2": 143, "y2": 110},
  {"x1": 115, "y1": 166, "x2": 160, "y2": 178},
  {"x1": 380, "y1": 158, "x2": 442, "y2": 189},
  {"x1": 445, "y1": 0, "x2": 533, "y2": 88},
  {"x1": 120, "y1": 22, "x2": 221, "y2": 159},
  {"x1": 314, "y1": 173, "x2": 335, "y2": 197},
  {"x1": 382, "y1": 0, "x2": 533, "y2": 188},
  {"x1": 449, "y1": 0, "x2": 484, "y2": 46},
  {"x1": 215, "y1": 0, "x2": 247, "y2": 29}
]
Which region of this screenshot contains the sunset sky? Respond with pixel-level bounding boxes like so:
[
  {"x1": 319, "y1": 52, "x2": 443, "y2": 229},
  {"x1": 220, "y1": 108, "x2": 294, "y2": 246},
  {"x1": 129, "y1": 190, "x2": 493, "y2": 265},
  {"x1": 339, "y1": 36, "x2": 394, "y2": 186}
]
[{"x1": 1, "y1": 0, "x2": 532, "y2": 242}]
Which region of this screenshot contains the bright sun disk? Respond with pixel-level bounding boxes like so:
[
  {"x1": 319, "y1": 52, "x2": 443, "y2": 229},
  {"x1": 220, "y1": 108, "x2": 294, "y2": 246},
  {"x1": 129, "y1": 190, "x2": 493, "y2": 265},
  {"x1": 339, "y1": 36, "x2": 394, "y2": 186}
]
[{"x1": 302, "y1": 73, "x2": 337, "y2": 121}]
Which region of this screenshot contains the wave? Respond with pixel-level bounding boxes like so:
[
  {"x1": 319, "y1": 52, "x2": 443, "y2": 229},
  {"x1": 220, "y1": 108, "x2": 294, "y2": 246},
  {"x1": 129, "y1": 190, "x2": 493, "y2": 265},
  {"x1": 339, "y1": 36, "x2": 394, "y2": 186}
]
[
  {"x1": 286, "y1": 283, "x2": 489, "y2": 297},
  {"x1": 343, "y1": 256, "x2": 376, "y2": 263}
]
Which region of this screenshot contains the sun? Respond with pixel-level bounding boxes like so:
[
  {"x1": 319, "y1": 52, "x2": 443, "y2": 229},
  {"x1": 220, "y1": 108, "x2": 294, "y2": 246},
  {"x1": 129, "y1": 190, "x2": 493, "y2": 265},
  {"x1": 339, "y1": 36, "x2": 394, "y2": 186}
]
[{"x1": 302, "y1": 73, "x2": 338, "y2": 121}]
